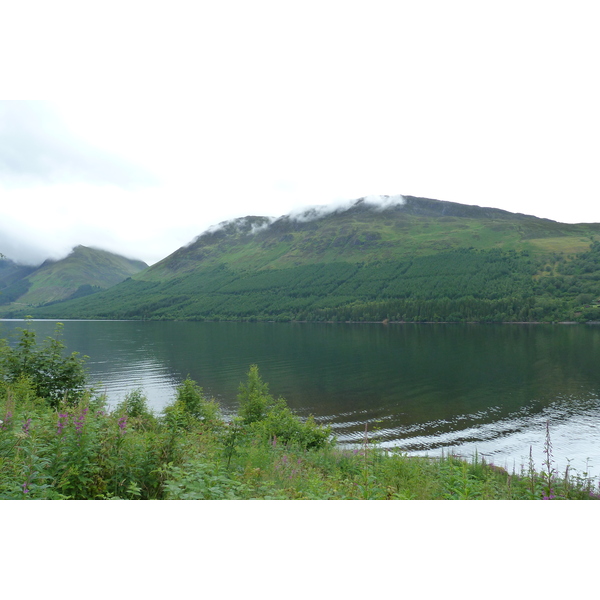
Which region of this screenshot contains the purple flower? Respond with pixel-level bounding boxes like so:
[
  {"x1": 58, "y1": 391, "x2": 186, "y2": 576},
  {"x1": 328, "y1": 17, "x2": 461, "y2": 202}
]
[
  {"x1": 1, "y1": 411, "x2": 13, "y2": 430},
  {"x1": 22, "y1": 483, "x2": 30, "y2": 494},
  {"x1": 118, "y1": 416, "x2": 127, "y2": 434},
  {"x1": 74, "y1": 410, "x2": 88, "y2": 433},
  {"x1": 57, "y1": 413, "x2": 69, "y2": 435}
]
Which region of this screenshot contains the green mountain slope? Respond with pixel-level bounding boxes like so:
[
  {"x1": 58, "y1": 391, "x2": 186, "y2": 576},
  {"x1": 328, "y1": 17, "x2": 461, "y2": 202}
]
[
  {"x1": 11, "y1": 195, "x2": 600, "y2": 322},
  {"x1": 0, "y1": 245, "x2": 148, "y2": 308},
  {"x1": 0, "y1": 257, "x2": 36, "y2": 304}
]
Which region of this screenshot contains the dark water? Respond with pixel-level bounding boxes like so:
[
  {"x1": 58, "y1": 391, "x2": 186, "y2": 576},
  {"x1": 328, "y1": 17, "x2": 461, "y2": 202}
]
[{"x1": 2, "y1": 319, "x2": 600, "y2": 476}]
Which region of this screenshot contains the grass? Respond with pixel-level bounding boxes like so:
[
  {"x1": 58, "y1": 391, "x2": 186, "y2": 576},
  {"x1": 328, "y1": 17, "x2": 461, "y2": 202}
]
[{"x1": 528, "y1": 237, "x2": 593, "y2": 254}]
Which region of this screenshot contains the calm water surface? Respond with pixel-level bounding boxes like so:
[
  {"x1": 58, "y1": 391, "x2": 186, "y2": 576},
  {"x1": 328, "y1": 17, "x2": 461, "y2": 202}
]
[{"x1": 2, "y1": 319, "x2": 599, "y2": 477}]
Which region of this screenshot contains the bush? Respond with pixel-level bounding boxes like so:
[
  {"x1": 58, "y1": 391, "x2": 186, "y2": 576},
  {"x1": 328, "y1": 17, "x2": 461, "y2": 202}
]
[
  {"x1": 0, "y1": 322, "x2": 88, "y2": 408},
  {"x1": 237, "y1": 364, "x2": 274, "y2": 424},
  {"x1": 254, "y1": 399, "x2": 331, "y2": 450},
  {"x1": 163, "y1": 377, "x2": 222, "y2": 430},
  {"x1": 237, "y1": 365, "x2": 331, "y2": 450},
  {"x1": 114, "y1": 388, "x2": 157, "y2": 429}
]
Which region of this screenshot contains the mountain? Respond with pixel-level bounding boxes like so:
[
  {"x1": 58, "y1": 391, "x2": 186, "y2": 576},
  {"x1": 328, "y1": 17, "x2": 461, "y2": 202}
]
[
  {"x1": 0, "y1": 245, "x2": 148, "y2": 309},
  {"x1": 0, "y1": 256, "x2": 37, "y2": 304},
  {"x1": 9, "y1": 195, "x2": 600, "y2": 322}
]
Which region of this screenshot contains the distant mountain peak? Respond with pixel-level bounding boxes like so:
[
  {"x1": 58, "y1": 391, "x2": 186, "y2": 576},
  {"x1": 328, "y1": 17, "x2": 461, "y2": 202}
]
[
  {"x1": 0, "y1": 245, "x2": 148, "y2": 308},
  {"x1": 192, "y1": 194, "x2": 557, "y2": 246}
]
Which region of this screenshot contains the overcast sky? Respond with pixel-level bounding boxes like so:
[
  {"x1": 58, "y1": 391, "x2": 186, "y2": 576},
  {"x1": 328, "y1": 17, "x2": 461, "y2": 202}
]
[{"x1": 1, "y1": 1, "x2": 599, "y2": 265}]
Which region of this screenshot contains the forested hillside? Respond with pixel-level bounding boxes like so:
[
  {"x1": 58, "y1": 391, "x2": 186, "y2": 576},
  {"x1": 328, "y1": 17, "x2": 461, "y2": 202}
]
[{"x1": 8, "y1": 196, "x2": 600, "y2": 323}]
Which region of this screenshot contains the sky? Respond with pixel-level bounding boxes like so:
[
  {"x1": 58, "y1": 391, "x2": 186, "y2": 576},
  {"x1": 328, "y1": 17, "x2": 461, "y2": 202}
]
[{"x1": 1, "y1": 1, "x2": 599, "y2": 265}]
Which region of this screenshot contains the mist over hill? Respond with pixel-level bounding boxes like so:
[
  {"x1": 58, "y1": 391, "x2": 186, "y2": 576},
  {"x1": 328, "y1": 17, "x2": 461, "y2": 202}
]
[
  {"x1": 0, "y1": 245, "x2": 148, "y2": 309},
  {"x1": 6, "y1": 195, "x2": 600, "y2": 323}
]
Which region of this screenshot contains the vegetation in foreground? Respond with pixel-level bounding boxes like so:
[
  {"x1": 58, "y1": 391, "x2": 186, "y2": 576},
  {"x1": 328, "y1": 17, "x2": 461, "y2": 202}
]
[{"x1": 1, "y1": 324, "x2": 598, "y2": 500}]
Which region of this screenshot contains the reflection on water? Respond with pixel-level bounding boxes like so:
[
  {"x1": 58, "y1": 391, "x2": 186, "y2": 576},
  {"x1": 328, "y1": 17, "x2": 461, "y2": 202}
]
[
  {"x1": 1, "y1": 319, "x2": 599, "y2": 476},
  {"x1": 382, "y1": 394, "x2": 600, "y2": 476},
  {"x1": 89, "y1": 356, "x2": 178, "y2": 413}
]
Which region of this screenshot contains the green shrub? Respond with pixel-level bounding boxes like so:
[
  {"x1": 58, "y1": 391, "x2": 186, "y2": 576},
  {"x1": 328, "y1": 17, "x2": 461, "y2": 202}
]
[
  {"x1": 0, "y1": 322, "x2": 88, "y2": 408},
  {"x1": 163, "y1": 377, "x2": 222, "y2": 431},
  {"x1": 237, "y1": 365, "x2": 273, "y2": 424},
  {"x1": 253, "y1": 399, "x2": 331, "y2": 450},
  {"x1": 115, "y1": 388, "x2": 151, "y2": 419},
  {"x1": 164, "y1": 459, "x2": 247, "y2": 499},
  {"x1": 237, "y1": 365, "x2": 331, "y2": 450},
  {"x1": 114, "y1": 388, "x2": 157, "y2": 430}
]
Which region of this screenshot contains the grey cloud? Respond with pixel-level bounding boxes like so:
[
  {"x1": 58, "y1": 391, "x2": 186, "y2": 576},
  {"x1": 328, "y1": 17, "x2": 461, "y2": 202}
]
[
  {"x1": 0, "y1": 101, "x2": 159, "y2": 188},
  {"x1": 0, "y1": 228, "x2": 65, "y2": 266}
]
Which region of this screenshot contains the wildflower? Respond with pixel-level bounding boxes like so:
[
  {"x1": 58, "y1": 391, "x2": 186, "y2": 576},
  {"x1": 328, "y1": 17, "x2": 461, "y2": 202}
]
[
  {"x1": 1, "y1": 411, "x2": 12, "y2": 430},
  {"x1": 74, "y1": 410, "x2": 88, "y2": 433},
  {"x1": 22, "y1": 418, "x2": 32, "y2": 435},
  {"x1": 22, "y1": 483, "x2": 30, "y2": 494},
  {"x1": 542, "y1": 421, "x2": 556, "y2": 499},
  {"x1": 118, "y1": 416, "x2": 127, "y2": 434},
  {"x1": 57, "y1": 413, "x2": 69, "y2": 435}
]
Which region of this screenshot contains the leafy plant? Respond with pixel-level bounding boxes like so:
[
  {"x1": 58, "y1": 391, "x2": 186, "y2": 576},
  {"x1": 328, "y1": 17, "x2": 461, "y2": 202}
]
[
  {"x1": 114, "y1": 388, "x2": 156, "y2": 429},
  {"x1": 252, "y1": 398, "x2": 331, "y2": 450},
  {"x1": 162, "y1": 377, "x2": 222, "y2": 433},
  {"x1": 0, "y1": 322, "x2": 88, "y2": 408},
  {"x1": 175, "y1": 377, "x2": 221, "y2": 424},
  {"x1": 237, "y1": 365, "x2": 273, "y2": 425},
  {"x1": 237, "y1": 365, "x2": 331, "y2": 450}
]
